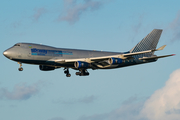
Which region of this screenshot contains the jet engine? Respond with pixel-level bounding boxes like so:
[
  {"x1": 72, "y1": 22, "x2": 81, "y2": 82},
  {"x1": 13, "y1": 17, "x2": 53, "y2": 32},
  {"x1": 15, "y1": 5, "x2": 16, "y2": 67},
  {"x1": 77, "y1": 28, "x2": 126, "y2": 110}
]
[
  {"x1": 108, "y1": 58, "x2": 124, "y2": 65},
  {"x1": 39, "y1": 65, "x2": 55, "y2": 71},
  {"x1": 74, "y1": 61, "x2": 90, "y2": 69}
]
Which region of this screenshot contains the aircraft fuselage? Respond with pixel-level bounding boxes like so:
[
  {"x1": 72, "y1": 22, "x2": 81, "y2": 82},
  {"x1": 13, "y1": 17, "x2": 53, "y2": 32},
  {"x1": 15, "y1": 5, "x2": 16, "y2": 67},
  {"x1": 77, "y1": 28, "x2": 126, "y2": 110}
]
[{"x1": 3, "y1": 43, "x2": 153, "y2": 69}]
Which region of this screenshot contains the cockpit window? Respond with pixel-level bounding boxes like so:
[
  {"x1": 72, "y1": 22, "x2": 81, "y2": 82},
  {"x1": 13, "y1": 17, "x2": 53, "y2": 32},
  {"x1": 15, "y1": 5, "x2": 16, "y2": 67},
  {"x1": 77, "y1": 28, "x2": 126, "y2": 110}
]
[{"x1": 14, "y1": 44, "x2": 20, "y2": 46}]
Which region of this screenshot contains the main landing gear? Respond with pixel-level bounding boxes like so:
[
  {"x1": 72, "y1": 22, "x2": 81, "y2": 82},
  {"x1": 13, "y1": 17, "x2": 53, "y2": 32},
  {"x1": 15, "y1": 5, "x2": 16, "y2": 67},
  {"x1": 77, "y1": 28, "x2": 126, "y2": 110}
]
[
  {"x1": 64, "y1": 68, "x2": 89, "y2": 77},
  {"x1": 76, "y1": 69, "x2": 89, "y2": 76},
  {"x1": 64, "y1": 68, "x2": 71, "y2": 77},
  {"x1": 18, "y1": 62, "x2": 23, "y2": 71}
]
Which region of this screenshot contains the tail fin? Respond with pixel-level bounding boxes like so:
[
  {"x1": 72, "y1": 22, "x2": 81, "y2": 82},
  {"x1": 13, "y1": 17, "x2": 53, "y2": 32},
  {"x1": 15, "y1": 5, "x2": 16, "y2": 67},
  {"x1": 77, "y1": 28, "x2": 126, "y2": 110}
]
[{"x1": 130, "y1": 29, "x2": 163, "y2": 57}]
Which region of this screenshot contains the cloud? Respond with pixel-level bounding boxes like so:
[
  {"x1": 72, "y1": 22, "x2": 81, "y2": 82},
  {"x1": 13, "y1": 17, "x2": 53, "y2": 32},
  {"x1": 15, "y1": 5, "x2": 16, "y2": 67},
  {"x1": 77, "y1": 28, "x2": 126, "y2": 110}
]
[
  {"x1": 0, "y1": 81, "x2": 44, "y2": 100},
  {"x1": 53, "y1": 95, "x2": 98, "y2": 104},
  {"x1": 77, "y1": 69, "x2": 180, "y2": 120},
  {"x1": 78, "y1": 113, "x2": 109, "y2": 120},
  {"x1": 166, "y1": 11, "x2": 180, "y2": 42},
  {"x1": 78, "y1": 95, "x2": 98, "y2": 104},
  {"x1": 131, "y1": 14, "x2": 144, "y2": 42},
  {"x1": 12, "y1": 21, "x2": 21, "y2": 28},
  {"x1": 48, "y1": 117, "x2": 66, "y2": 120},
  {"x1": 33, "y1": 7, "x2": 47, "y2": 22},
  {"x1": 78, "y1": 96, "x2": 145, "y2": 120},
  {"x1": 9, "y1": 105, "x2": 17, "y2": 108},
  {"x1": 140, "y1": 69, "x2": 180, "y2": 120},
  {"x1": 59, "y1": 0, "x2": 103, "y2": 24}
]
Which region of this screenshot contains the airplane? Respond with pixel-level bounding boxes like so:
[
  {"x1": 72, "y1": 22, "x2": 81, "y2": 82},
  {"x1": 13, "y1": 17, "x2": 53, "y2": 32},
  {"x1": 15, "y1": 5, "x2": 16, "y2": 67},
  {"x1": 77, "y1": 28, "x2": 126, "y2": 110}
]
[{"x1": 3, "y1": 29, "x2": 175, "y2": 77}]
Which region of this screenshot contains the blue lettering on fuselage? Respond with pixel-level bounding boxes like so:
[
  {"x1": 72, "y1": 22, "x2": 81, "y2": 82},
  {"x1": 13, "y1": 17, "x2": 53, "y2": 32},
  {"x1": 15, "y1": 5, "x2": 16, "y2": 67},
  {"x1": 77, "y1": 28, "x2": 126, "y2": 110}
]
[{"x1": 31, "y1": 48, "x2": 73, "y2": 56}]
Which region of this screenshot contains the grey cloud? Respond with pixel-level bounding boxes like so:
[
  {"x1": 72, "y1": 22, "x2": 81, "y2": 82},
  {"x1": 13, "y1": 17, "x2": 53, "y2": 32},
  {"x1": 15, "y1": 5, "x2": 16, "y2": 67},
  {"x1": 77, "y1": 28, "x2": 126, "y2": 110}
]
[
  {"x1": 166, "y1": 11, "x2": 180, "y2": 42},
  {"x1": 132, "y1": 15, "x2": 143, "y2": 33},
  {"x1": 78, "y1": 114, "x2": 108, "y2": 120},
  {"x1": 64, "y1": 0, "x2": 77, "y2": 6},
  {"x1": 122, "y1": 96, "x2": 137, "y2": 105},
  {"x1": 108, "y1": 102, "x2": 145, "y2": 120},
  {"x1": 166, "y1": 109, "x2": 180, "y2": 115},
  {"x1": 9, "y1": 105, "x2": 17, "y2": 108},
  {"x1": 53, "y1": 95, "x2": 97, "y2": 104},
  {"x1": 78, "y1": 95, "x2": 98, "y2": 104},
  {"x1": 33, "y1": 7, "x2": 47, "y2": 21},
  {"x1": 12, "y1": 21, "x2": 21, "y2": 28},
  {"x1": 59, "y1": 0, "x2": 103, "y2": 24},
  {"x1": 131, "y1": 14, "x2": 144, "y2": 42},
  {"x1": 48, "y1": 117, "x2": 66, "y2": 120},
  {"x1": 0, "y1": 81, "x2": 44, "y2": 100},
  {"x1": 78, "y1": 98, "x2": 145, "y2": 120}
]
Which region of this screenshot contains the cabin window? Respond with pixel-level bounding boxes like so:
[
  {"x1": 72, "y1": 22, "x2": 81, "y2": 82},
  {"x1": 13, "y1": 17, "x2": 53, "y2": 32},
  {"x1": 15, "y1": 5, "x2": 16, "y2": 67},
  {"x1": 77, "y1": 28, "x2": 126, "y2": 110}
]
[{"x1": 14, "y1": 44, "x2": 20, "y2": 46}]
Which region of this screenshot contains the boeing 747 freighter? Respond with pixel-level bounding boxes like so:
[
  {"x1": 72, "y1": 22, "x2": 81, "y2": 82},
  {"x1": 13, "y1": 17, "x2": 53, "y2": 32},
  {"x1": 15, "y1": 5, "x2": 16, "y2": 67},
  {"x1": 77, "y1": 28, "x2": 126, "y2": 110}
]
[{"x1": 3, "y1": 29, "x2": 174, "y2": 77}]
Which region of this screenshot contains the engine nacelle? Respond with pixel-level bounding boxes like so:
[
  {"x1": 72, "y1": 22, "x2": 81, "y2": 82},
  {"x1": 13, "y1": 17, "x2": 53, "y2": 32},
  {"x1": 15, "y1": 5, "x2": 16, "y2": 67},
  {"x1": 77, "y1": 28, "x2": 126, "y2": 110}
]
[
  {"x1": 108, "y1": 58, "x2": 124, "y2": 65},
  {"x1": 74, "y1": 61, "x2": 90, "y2": 69},
  {"x1": 39, "y1": 65, "x2": 55, "y2": 71}
]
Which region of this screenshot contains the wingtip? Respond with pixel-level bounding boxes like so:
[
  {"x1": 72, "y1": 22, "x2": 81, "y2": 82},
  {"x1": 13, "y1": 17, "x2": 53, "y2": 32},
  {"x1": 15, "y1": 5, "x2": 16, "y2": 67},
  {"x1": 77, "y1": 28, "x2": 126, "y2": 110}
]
[{"x1": 156, "y1": 45, "x2": 166, "y2": 51}]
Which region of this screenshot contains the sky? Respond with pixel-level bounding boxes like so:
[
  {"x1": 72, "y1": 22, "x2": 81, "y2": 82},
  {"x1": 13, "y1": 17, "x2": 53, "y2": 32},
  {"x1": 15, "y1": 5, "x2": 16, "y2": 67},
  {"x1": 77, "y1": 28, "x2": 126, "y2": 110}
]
[{"x1": 0, "y1": 0, "x2": 180, "y2": 120}]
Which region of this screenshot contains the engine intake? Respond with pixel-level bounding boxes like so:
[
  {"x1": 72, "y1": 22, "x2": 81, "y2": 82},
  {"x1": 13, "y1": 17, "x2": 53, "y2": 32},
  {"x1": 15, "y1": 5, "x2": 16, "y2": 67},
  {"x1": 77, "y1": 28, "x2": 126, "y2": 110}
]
[
  {"x1": 74, "y1": 61, "x2": 89, "y2": 69},
  {"x1": 39, "y1": 65, "x2": 55, "y2": 71},
  {"x1": 108, "y1": 58, "x2": 124, "y2": 65}
]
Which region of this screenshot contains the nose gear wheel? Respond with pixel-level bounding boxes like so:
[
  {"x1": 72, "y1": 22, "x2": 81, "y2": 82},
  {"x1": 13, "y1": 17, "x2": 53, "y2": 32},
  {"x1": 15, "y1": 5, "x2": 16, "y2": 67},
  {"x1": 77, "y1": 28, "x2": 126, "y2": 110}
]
[{"x1": 18, "y1": 62, "x2": 23, "y2": 71}]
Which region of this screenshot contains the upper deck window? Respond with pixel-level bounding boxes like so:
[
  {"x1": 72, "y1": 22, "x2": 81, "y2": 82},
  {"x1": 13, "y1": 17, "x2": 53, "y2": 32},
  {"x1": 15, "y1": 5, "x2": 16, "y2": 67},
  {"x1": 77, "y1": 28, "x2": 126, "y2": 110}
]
[{"x1": 14, "y1": 44, "x2": 20, "y2": 46}]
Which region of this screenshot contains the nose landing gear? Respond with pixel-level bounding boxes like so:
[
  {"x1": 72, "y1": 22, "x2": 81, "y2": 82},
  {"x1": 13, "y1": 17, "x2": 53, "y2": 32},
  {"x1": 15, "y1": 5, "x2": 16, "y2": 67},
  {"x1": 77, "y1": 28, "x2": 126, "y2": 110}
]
[{"x1": 18, "y1": 62, "x2": 23, "y2": 71}]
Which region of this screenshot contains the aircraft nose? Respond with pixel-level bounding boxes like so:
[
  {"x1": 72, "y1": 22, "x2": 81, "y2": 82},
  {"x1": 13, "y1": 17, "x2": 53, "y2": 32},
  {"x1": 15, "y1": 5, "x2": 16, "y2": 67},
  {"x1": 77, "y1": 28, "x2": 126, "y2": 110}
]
[
  {"x1": 3, "y1": 49, "x2": 11, "y2": 58},
  {"x1": 3, "y1": 50, "x2": 8, "y2": 56}
]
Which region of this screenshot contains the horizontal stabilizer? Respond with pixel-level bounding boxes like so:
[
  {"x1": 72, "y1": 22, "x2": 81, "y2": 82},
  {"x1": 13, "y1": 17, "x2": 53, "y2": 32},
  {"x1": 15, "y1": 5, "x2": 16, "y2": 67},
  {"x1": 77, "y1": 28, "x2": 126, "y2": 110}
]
[{"x1": 139, "y1": 54, "x2": 175, "y2": 60}]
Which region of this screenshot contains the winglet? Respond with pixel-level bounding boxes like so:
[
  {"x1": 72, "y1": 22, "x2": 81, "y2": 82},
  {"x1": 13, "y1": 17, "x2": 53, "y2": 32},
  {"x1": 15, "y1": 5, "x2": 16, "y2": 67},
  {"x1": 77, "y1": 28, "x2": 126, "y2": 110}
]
[{"x1": 156, "y1": 45, "x2": 166, "y2": 51}]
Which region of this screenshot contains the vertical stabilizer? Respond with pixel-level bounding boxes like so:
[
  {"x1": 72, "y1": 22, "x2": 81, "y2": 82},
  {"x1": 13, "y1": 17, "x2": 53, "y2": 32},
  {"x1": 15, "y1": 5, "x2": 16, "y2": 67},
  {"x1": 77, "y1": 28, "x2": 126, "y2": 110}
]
[{"x1": 130, "y1": 29, "x2": 163, "y2": 57}]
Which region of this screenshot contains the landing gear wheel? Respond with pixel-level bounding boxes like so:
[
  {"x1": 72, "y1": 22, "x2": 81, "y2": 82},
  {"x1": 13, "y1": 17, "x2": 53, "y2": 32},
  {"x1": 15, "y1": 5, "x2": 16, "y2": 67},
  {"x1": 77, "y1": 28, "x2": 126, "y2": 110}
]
[
  {"x1": 18, "y1": 67, "x2": 23, "y2": 71},
  {"x1": 18, "y1": 62, "x2": 23, "y2": 71},
  {"x1": 64, "y1": 68, "x2": 71, "y2": 77},
  {"x1": 76, "y1": 72, "x2": 80, "y2": 75},
  {"x1": 76, "y1": 69, "x2": 89, "y2": 76},
  {"x1": 66, "y1": 74, "x2": 71, "y2": 77}
]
